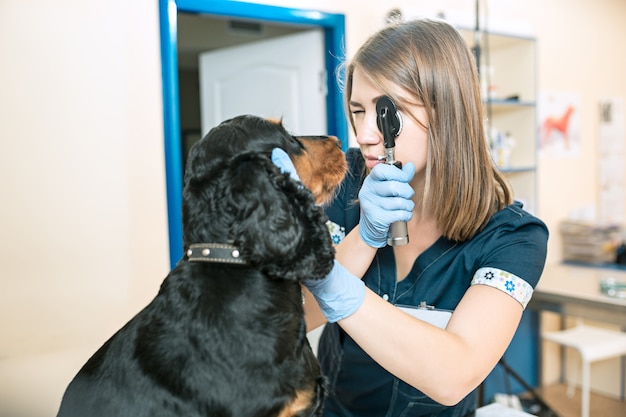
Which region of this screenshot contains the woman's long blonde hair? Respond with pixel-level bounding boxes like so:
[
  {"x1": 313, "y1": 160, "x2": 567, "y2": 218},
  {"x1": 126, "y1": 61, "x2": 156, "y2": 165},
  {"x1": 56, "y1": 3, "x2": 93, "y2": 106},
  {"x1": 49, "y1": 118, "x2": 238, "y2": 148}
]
[{"x1": 344, "y1": 18, "x2": 513, "y2": 242}]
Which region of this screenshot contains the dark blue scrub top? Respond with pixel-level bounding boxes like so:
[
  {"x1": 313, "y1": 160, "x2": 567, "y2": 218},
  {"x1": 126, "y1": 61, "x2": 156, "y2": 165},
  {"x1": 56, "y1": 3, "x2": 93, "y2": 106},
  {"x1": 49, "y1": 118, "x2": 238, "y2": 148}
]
[{"x1": 318, "y1": 148, "x2": 549, "y2": 417}]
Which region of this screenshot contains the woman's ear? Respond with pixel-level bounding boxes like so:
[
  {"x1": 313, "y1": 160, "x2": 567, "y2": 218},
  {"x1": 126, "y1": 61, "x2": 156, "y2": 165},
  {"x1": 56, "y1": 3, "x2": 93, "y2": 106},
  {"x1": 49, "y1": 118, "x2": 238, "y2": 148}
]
[{"x1": 225, "y1": 153, "x2": 335, "y2": 281}]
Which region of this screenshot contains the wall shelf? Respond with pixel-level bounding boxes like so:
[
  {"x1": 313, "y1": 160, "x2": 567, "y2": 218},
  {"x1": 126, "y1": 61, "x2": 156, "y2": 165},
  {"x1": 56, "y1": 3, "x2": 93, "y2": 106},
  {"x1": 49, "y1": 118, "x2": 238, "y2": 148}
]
[{"x1": 461, "y1": 29, "x2": 538, "y2": 214}]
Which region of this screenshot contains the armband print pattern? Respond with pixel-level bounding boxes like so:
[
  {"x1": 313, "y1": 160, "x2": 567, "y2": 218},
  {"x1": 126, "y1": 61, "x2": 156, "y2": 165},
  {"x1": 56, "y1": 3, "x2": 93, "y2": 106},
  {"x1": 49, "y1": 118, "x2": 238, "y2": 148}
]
[
  {"x1": 471, "y1": 267, "x2": 533, "y2": 309},
  {"x1": 326, "y1": 220, "x2": 345, "y2": 245}
]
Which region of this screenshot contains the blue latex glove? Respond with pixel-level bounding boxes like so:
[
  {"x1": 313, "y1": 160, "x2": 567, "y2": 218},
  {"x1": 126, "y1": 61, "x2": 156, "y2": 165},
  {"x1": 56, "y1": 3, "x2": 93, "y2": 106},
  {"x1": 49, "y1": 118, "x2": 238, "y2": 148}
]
[
  {"x1": 359, "y1": 162, "x2": 416, "y2": 248},
  {"x1": 271, "y1": 148, "x2": 301, "y2": 182},
  {"x1": 304, "y1": 260, "x2": 366, "y2": 323}
]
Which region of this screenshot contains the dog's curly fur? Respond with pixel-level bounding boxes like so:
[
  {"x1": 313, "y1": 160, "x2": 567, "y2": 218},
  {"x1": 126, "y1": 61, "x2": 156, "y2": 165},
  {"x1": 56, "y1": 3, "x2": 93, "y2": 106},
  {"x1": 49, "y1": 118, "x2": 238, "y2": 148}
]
[{"x1": 56, "y1": 115, "x2": 347, "y2": 417}]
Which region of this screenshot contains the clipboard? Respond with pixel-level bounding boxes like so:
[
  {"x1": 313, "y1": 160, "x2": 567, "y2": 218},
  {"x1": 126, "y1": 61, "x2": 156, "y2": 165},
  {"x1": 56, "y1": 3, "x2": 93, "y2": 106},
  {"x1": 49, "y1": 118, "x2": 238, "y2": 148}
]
[{"x1": 396, "y1": 304, "x2": 452, "y2": 329}]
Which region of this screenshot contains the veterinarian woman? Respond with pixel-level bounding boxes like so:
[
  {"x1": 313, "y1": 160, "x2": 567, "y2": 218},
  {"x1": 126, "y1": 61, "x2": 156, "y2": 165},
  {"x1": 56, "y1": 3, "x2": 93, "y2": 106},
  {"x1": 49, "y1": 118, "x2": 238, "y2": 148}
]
[{"x1": 295, "y1": 17, "x2": 547, "y2": 417}]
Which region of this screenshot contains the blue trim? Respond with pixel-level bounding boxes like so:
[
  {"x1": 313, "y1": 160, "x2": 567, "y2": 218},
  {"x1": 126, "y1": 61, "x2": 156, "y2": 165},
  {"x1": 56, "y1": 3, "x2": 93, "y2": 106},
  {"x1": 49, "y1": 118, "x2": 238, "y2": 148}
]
[
  {"x1": 159, "y1": 0, "x2": 348, "y2": 267},
  {"x1": 159, "y1": 0, "x2": 184, "y2": 268},
  {"x1": 323, "y1": 19, "x2": 349, "y2": 145}
]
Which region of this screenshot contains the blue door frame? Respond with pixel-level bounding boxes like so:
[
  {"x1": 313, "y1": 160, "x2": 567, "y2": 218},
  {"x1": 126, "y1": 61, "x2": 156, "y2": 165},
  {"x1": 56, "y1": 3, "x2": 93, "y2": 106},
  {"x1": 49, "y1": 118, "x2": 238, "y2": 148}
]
[{"x1": 159, "y1": 0, "x2": 348, "y2": 267}]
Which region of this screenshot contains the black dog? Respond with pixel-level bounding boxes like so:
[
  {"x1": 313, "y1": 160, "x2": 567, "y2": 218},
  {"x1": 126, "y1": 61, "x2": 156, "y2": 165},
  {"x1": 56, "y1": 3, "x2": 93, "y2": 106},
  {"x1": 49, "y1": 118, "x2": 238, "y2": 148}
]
[{"x1": 56, "y1": 115, "x2": 347, "y2": 417}]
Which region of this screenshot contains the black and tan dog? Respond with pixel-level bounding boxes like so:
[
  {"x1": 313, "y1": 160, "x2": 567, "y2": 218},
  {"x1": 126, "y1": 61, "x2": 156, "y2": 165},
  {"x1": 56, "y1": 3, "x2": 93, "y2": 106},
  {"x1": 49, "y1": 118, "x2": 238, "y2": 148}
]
[{"x1": 56, "y1": 115, "x2": 347, "y2": 417}]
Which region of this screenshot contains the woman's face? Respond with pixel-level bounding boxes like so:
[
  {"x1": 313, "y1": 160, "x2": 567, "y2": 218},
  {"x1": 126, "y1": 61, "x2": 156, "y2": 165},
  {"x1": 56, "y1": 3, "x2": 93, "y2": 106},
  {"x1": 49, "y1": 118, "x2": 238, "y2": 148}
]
[{"x1": 349, "y1": 67, "x2": 429, "y2": 176}]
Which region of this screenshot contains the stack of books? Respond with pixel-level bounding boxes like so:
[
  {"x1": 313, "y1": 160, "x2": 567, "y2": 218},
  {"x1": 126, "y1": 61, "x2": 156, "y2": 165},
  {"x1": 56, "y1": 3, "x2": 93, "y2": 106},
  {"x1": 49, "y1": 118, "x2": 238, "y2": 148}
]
[{"x1": 560, "y1": 220, "x2": 622, "y2": 264}]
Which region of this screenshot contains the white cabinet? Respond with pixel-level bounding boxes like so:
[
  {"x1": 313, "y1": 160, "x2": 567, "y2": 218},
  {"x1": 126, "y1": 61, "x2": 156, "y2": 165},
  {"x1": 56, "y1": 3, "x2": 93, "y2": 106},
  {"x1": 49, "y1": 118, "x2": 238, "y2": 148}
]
[{"x1": 460, "y1": 30, "x2": 538, "y2": 213}]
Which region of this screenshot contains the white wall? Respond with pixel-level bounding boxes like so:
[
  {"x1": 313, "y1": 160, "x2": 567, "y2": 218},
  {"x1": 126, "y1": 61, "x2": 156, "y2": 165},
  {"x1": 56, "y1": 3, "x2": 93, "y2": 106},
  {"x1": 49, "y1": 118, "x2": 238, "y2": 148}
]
[
  {"x1": 0, "y1": 1, "x2": 170, "y2": 414},
  {"x1": 0, "y1": 0, "x2": 624, "y2": 415}
]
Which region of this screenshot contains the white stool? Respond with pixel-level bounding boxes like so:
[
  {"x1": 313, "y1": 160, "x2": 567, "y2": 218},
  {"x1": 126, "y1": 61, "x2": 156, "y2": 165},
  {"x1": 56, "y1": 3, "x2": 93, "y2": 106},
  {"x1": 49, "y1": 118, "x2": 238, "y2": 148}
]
[{"x1": 542, "y1": 324, "x2": 626, "y2": 417}]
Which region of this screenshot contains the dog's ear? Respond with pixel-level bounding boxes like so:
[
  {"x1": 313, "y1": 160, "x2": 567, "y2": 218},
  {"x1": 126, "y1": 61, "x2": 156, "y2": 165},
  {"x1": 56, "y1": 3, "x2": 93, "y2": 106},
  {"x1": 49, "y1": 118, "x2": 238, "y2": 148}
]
[{"x1": 225, "y1": 153, "x2": 335, "y2": 281}]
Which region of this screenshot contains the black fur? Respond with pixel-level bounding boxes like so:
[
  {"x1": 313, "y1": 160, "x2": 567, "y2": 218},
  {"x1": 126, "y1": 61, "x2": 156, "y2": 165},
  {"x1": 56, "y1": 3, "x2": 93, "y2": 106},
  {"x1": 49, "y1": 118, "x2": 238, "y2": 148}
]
[{"x1": 56, "y1": 115, "x2": 343, "y2": 417}]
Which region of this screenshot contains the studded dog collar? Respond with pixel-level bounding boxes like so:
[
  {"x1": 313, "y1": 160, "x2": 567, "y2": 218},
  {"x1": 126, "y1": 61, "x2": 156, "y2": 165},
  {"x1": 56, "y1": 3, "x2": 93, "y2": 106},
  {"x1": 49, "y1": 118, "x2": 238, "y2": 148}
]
[{"x1": 186, "y1": 243, "x2": 247, "y2": 265}]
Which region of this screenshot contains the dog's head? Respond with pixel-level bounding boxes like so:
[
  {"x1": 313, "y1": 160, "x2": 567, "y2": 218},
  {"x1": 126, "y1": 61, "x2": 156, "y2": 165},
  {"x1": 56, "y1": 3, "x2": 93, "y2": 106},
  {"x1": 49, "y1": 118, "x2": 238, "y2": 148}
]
[{"x1": 182, "y1": 115, "x2": 347, "y2": 281}]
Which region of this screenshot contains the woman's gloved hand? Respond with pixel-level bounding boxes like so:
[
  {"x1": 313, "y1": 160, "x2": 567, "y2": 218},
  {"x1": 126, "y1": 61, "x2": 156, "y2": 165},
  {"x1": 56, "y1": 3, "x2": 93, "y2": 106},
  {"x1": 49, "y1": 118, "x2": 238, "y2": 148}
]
[
  {"x1": 270, "y1": 148, "x2": 301, "y2": 182},
  {"x1": 304, "y1": 260, "x2": 366, "y2": 323},
  {"x1": 358, "y1": 162, "x2": 416, "y2": 247}
]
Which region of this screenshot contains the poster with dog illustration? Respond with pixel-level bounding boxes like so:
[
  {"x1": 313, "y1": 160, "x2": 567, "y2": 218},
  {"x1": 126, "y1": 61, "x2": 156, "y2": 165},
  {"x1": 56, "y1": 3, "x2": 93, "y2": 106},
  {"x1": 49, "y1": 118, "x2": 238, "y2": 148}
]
[{"x1": 538, "y1": 91, "x2": 581, "y2": 158}]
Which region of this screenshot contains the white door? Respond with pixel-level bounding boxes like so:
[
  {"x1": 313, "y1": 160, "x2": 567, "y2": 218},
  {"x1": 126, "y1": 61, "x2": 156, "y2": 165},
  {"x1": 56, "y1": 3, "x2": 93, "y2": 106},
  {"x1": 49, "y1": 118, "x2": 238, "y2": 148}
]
[{"x1": 198, "y1": 29, "x2": 327, "y2": 136}]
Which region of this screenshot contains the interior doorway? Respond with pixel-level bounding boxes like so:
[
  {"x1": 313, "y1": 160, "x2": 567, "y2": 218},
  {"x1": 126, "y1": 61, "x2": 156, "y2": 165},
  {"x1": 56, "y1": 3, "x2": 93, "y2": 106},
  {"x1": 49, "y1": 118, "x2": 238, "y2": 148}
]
[
  {"x1": 159, "y1": 0, "x2": 347, "y2": 267},
  {"x1": 178, "y1": 13, "x2": 305, "y2": 166},
  {"x1": 179, "y1": 16, "x2": 327, "y2": 166}
]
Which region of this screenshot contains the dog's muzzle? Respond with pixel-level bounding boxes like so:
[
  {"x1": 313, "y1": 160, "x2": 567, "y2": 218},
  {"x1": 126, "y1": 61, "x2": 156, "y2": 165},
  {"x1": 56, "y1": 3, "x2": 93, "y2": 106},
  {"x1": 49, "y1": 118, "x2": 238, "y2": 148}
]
[{"x1": 186, "y1": 243, "x2": 247, "y2": 265}]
